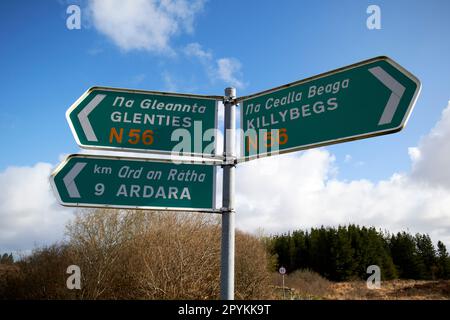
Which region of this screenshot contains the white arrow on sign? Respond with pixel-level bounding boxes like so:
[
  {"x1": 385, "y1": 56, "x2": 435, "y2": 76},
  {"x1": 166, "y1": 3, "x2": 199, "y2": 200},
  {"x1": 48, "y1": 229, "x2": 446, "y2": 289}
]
[
  {"x1": 368, "y1": 67, "x2": 406, "y2": 126},
  {"x1": 63, "y1": 162, "x2": 87, "y2": 198},
  {"x1": 77, "y1": 94, "x2": 106, "y2": 142}
]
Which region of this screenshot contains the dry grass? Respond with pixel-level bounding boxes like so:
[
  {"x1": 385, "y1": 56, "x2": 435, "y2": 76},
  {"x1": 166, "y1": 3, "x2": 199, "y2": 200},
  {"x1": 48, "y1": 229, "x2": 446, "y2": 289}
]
[
  {"x1": 271, "y1": 269, "x2": 332, "y2": 300},
  {"x1": 326, "y1": 279, "x2": 450, "y2": 300},
  {"x1": 270, "y1": 269, "x2": 450, "y2": 300},
  {"x1": 0, "y1": 264, "x2": 19, "y2": 274}
]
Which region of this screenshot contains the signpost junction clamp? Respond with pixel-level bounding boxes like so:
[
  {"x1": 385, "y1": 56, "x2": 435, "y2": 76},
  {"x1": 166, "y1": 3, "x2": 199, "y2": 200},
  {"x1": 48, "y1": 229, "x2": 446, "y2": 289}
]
[
  {"x1": 223, "y1": 96, "x2": 238, "y2": 105},
  {"x1": 221, "y1": 156, "x2": 237, "y2": 168}
]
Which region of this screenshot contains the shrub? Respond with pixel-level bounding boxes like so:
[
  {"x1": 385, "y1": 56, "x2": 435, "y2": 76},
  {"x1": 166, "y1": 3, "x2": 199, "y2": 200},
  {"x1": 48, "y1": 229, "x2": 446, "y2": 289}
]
[
  {"x1": 1, "y1": 209, "x2": 274, "y2": 300},
  {"x1": 282, "y1": 269, "x2": 331, "y2": 299}
]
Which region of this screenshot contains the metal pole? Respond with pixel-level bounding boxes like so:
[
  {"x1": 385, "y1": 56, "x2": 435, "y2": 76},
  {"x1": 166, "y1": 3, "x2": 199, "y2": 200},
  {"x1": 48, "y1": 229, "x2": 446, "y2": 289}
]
[{"x1": 220, "y1": 87, "x2": 236, "y2": 300}]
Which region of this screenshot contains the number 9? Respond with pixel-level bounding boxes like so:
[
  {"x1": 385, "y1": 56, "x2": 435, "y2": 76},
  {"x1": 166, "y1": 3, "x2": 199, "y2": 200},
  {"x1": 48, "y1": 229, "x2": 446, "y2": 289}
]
[{"x1": 95, "y1": 183, "x2": 105, "y2": 196}]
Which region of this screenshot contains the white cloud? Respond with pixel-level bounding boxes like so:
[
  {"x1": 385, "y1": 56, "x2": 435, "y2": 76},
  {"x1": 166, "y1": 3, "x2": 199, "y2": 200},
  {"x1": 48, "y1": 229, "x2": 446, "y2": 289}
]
[
  {"x1": 88, "y1": 0, "x2": 205, "y2": 53},
  {"x1": 216, "y1": 58, "x2": 244, "y2": 89},
  {"x1": 184, "y1": 42, "x2": 245, "y2": 89},
  {"x1": 0, "y1": 163, "x2": 73, "y2": 254},
  {"x1": 184, "y1": 42, "x2": 212, "y2": 60},
  {"x1": 235, "y1": 101, "x2": 450, "y2": 247},
  {"x1": 408, "y1": 147, "x2": 421, "y2": 163},
  {"x1": 217, "y1": 100, "x2": 224, "y2": 124},
  {"x1": 410, "y1": 100, "x2": 450, "y2": 188}
]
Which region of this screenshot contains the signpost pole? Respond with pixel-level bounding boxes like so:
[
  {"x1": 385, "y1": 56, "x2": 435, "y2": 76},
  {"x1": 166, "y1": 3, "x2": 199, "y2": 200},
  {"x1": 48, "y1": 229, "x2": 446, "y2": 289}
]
[
  {"x1": 220, "y1": 87, "x2": 236, "y2": 300},
  {"x1": 279, "y1": 266, "x2": 286, "y2": 299}
]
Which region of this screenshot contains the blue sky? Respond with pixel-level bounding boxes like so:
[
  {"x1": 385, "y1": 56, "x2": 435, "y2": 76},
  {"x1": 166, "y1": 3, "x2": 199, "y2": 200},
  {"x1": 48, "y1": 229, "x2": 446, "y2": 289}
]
[
  {"x1": 0, "y1": 0, "x2": 449, "y2": 181},
  {"x1": 1, "y1": 0, "x2": 450, "y2": 252}
]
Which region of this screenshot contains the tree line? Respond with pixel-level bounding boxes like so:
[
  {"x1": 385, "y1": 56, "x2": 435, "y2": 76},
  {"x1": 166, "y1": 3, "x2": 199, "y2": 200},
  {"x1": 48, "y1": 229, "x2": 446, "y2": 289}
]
[{"x1": 267, "y1": 225, "x2": 450, "y2": 281}]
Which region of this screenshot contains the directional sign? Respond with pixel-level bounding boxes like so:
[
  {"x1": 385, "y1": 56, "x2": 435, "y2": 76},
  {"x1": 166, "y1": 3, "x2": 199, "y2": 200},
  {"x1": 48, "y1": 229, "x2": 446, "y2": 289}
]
[
  {"x1": 239, "y1": 56, "x2": 421, "y2": 160},
  {"x1": 50, "y1": 154, "x2": 217, "y2": 212},
  {"x1": 67, "y1": 87, "x2": 220, "y2": 157}
]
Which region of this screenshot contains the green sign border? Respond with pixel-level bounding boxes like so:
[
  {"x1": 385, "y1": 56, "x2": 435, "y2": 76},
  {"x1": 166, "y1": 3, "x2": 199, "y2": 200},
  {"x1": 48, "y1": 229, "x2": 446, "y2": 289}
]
[
  {"x1": 66, "y1": 86, "x2": 223, "y2": 159},
  {"x1": 50, "y1": 154, "x2": 220, "y2": 213},
  {"x1": 237, "y1": 56, "x2": 421, "y2": 162}
]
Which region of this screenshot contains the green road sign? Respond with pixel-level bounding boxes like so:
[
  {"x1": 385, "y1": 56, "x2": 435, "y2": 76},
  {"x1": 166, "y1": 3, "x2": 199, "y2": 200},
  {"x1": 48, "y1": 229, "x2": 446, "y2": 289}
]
[
  {"x1": 239, "y1": 56, "x2": 421, "y2": 161},
  {"x1": 50, "y1": 154, "x2": 217, "y2": 212},
  {"x1": 67, "y1": 87, "x2": 221, "y2": 157}
]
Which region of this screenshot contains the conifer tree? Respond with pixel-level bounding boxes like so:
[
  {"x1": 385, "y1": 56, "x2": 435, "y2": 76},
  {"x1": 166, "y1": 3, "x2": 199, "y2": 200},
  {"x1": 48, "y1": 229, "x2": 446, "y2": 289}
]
[{"x1": 437, "y1": 241, "x2": 450, "y2": 279}]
